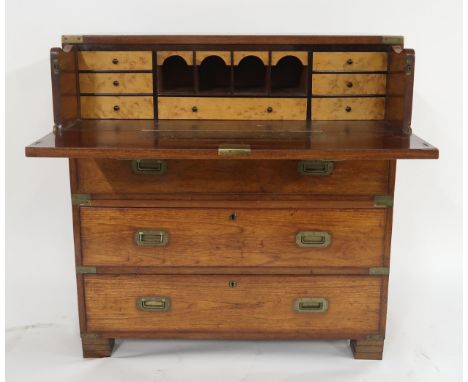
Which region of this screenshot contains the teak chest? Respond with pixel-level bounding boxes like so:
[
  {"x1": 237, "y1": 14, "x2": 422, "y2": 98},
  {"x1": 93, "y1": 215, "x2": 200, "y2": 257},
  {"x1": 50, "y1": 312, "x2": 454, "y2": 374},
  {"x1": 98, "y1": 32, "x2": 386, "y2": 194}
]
[{"x1": 26, "y1": 35, "x2": 438, "y2": 360}]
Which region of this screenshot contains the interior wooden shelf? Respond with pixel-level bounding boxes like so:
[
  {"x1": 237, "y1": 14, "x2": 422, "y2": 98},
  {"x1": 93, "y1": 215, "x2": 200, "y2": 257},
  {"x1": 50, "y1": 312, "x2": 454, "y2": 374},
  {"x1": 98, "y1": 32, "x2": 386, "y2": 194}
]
[{"x1": 26, "y1": 120, "x2": 438, "y2": 160}]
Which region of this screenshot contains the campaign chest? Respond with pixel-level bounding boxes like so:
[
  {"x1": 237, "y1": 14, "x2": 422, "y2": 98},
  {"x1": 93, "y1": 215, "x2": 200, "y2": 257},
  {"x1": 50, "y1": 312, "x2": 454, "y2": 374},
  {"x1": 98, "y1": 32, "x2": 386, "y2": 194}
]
[{"x1": 25, "y1": 35, "x2": 438, "y2": 360}]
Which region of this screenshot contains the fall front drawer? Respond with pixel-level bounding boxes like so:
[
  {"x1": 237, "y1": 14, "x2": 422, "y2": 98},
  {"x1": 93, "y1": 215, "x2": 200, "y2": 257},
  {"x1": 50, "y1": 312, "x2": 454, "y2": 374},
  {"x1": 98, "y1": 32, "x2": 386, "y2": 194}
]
[
  {"x1": 80, "y1": 207, "x2": 387, "y2": 267},
  {"x1": 84, "y1": 275, "x2": 382, "y2": 336},
  {"x1": 75, "y1": 159, "x2": 390, "y2": 195}
]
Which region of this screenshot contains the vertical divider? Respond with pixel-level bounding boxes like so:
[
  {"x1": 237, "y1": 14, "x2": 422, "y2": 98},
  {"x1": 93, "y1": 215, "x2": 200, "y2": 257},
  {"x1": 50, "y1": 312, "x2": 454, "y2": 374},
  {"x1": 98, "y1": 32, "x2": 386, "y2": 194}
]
[
  {"x1": 266, "y1": 51, "x2": 272, "y2": 96},
  {"x1": 306, "y1": 51, "x2": 313, "y2": 121},
  {"x1": 230, "y1": 51, "x2": 234, "y2": 95},
  {"x1": 193, "y1": 51, "x2": 199, "y2": 95},
  {"x1": 152, "y1": 50, "x2": 158, "y2": 122}
]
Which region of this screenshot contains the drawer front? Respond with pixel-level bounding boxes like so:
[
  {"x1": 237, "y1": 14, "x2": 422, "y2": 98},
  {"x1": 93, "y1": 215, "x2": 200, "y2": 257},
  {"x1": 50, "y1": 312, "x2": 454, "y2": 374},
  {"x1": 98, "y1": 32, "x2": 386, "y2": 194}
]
[
  {"x1": 312, "y1": 98, "x2": 385, "y2": 120},
  {"x1": 78, "y1": 51, "x2": 152, "y2": 71},
  {"x1": 313, "y1": 52, "x2": 387, "y2": 72},
  {"x1": 79, "y1": 73, "x2": 153, "y2": 94},
  {"x1": 85, "y1": 275, "x2": 381, "y2": 335},
  {"x1": 80, "y1": 96, "x2": 154, "y2": 119},
  {"x1": 312, "y1": 74, "x2": 386, "y2": 95},
  {"x1": 158, "y1": 97, "x2": 307, "y2": 120},
  {"x1": 80, "y1": 208, "x2": 386, "y2": 267},
  {"x1": 76, "y1": 159, "x2": 389, "y2": 195}
]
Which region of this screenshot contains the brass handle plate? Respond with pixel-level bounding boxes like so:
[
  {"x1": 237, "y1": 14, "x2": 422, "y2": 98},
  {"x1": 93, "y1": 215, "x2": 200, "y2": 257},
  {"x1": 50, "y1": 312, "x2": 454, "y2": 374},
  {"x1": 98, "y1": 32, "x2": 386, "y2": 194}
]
[
  {"x1": 137, "y1": 296, "x2": 170, "y2": 312},
  {"x1": 294, "y1": 297, "x2": 328, "y2": 313},
  {"x1": 296, "y1": 231, "x2": 331, "y2": 248},
  {"x1": 218, "y1": 144, "x2": 251, "y2": 156},
  {"x1": 134, "y1": 230, "x2": 169, "y2": 246},
  {"x1": 131, "y1": 159, "x2": 167, "y2": 175},
  {"x1": 297, "y1": 160, "x2": 334, "y2": 176}
]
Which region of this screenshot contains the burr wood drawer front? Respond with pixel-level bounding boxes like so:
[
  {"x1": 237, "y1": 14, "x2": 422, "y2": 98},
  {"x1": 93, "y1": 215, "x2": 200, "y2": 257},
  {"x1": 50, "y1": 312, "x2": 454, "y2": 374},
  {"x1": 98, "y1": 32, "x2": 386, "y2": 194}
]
[
  {"x1": 158, "y1": 97, "x2": 307, "y2": 120},
  {"x1": 311, "y1": 98, "x2": 385, "y2": 120},
  {"x1": 84, "y1": 275, "x2": 382, "y2": 335},
  {"x1": 75, "y1": 159, "x2": 390, "y2": 195},
  {"x1": 80, "y1": 96, "x2": 154, "y2": 119},
  {"x1": 78, "y1": 51, "x2": 153, "y2": 71},
  {"x1": 312, "y1": 74, "x2": 387, "y2": 96},
  {"x1": 312, "y1": 52, "x2": 388, "y2": 72},
  {"x1": 79, "y1": 73, "x2": 153, "y2": 94},
  {"x1": 80, "y1": 207, "x2": 386, "y2": 268}
]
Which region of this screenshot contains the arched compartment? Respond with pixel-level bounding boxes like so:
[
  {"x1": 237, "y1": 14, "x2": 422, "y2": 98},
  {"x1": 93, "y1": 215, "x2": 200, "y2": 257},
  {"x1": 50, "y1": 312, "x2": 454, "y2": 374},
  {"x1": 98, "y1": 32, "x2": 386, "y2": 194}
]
[
  {"x1": 234, "y1": 56, "x2": 267, "y2": 94},
  {"x1": 157, "y1": 54, "x2": 194, "y2": 94},
  {"x1": 271, "y1": 55, "x2": 307, "y2": 95},
  {"x1": 198, "y1": 55, "x2": 231, "y2": 94}
]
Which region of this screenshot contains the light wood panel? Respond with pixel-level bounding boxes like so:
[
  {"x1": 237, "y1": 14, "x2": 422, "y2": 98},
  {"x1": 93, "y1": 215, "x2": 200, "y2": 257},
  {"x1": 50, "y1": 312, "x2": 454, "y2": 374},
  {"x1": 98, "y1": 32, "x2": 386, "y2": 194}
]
[
  {"x1": 78, "y1": 51, "x2": 152, "y2": 71},
  {"x1": 158, "y1": 97, "x2": 307, "y2": 120},
  {"x1": 312, "y1": 74, "x2": 386, "y2": 95},
  {"x1": 79, "y1": 73, "x2": 153, "y2": 94},
  {"x1": 85, "y1": 275, "x2": 381, "y2": 334},
  {"x1": 195, "y1": 51, "x2": 231, "y2": 65},
  {"x1": 312, "y1": 98, "x2": 385, "y2": 120},
  {"x1": 313, "y1": 52, "x2": 387, "y2": 72},
  {"x1": 272, "y1": 51, "x2": 308, "y2": 65},
  {"x1": 80, "y1": 96, "x2": 153, "y2": 119},
  {"x1": 76, "y1": 159, "x2": 389, "y2": 195},
  {"x1": 80, "y1": 208, "x2": 386, "y2": 267},
  {"x1": 233, "y1": 51, "x2": 269, "y2": 65},
  {"x1": 157, "y1": 51, "x2": 193, "y2": 65}
]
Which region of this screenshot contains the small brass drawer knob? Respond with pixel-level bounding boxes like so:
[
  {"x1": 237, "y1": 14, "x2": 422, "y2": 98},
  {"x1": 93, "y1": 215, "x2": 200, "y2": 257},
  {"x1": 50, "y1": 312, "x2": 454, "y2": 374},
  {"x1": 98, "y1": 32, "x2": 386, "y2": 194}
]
[
  {"x1": 266, "y1": 106, "x2": 273, "y2": 113},
  {"x1": 137, "y1": 296, "x2": 170, "y2": 312},
  {"x1": 113, "y1": 105, "x2": 120, "y2": 111},
  {"x1": 296, "y1": 231, "x2": 331, "y2": 248},
  {"x1": 294, "y1": 297, "x2": 328, "y2": 313},
  {"x1": 346, "y1": 58, "x2": 353, "y2": 65},
  {"x1": 112, "y1": 58, "x2": 119, "y2": 65},
  {"x1": 192, "y1": 106, "x2": 198, "y2": 112},
  {"x1": 345, "y1": 106, "x2": 352, "y2": 112},
  {"x1": 113, "y1": 80, "x2": 120, "y2": 86},
  {"x1": 346, "y1": 81, "x2": 353, "y2": 88},
  {"x1": 134, "y1": 230, "x2": 169, "y2": 246}
]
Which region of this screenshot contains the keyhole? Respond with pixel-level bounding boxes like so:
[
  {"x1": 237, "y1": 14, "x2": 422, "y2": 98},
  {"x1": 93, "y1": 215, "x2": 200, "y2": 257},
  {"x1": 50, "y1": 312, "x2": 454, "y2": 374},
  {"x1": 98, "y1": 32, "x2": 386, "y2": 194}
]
[
  {"x1": 228, "y1": 280, "x2": 237, "y2": 288},
  {"x1": 229, "y1": 212, "x2": 237, "y2": 221}
]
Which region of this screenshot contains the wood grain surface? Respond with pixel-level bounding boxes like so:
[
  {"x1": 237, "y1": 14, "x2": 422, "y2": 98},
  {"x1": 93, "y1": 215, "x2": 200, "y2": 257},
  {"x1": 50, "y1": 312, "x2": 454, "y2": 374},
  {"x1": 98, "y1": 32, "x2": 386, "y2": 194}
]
[
  {"x1": 157, "y1": 51, "x2": 194, "y2": 65},
  {"x1": 312, "y1": 74, "x2": 386, "y2": 95},
  {"x1": 79, "y1": 73, "x2": 153, "y2": 94},
  {"x1": 311, "y1": 98, "x2": 385, "y2": 120},
  {"x1": 313, "y1": 52, "x2": 388, "y2": 72},
  {"x1": 272, "y1": 51, "x2": 308, "y2": 66},
  {"x1": 80, "y1": 207, "x2": 386, "y2": 267},
  {"x1": 84, "y1": 275, "x2": 382, "y2": 334},
  {"x1": 80, "y1": 96, "x2": 153, "y2": 119},
  {"x1": 78, "y1": 51, "x2": 152, "y2": 71}
]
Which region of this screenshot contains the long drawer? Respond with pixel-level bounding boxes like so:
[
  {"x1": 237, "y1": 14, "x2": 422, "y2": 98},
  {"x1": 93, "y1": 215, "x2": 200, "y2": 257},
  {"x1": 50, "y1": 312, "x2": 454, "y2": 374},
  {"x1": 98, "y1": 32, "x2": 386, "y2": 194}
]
[
  {"x1": 80, "y1": 207, "x2": 386, "y2": 267},
  {"x1": 85, "y1": 275, "x2": 382, "y2": 336},
  {"x1": 75, "y1": 159, "x2": 390, "y2": 195}
]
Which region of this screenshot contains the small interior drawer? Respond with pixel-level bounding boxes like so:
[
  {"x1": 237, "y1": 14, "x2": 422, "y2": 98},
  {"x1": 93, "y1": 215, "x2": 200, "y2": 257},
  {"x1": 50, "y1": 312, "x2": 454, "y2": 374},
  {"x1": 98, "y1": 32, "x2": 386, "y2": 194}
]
[
  {"x1": 313, "y1": 52, "x2": 387, "y2": 72},
  {"x1": 80, "y1": 96, "x2": 154, "y2": 119},
  {"x1": 80, "y1": 207, "x2": 386, "y2": 268},
  {"x1": 312, "y1": 97, "x2": 385, "y2": 120},
  {"x1": 312, "y1": 74, "x2": 387, "y2": 95},
  {"x1": 84, "y1": 275, "x2": 382, "y2": 335},
  {"x1": 158, "y1": 97, "x2": 307, "y2": 120},
  {"x1": 79, "y1": 73, "x2": 153, "y2": 94},
  {"x1": 78, "y1": 51, "x2": 152, "y2": 71}
]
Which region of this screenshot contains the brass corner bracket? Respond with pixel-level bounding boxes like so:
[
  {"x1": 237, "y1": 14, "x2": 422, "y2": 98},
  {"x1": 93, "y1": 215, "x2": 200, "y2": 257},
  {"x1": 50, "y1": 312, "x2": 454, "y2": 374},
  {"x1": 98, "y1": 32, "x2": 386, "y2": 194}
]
[
  {"x1": 61, "y1": 35, "x2": 83, "y2": 44},
  {"x1": 71, "y1": 194, "x2": 91, "y2": 206}
]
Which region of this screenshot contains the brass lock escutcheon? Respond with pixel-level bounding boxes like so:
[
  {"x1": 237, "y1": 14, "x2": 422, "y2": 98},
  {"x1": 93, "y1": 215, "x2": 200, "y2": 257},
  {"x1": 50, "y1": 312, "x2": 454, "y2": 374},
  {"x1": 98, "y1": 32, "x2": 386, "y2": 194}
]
[
  {"x1": 296, "y1": 231, "x2": 331, "y2": 248},
  {"x1": 137, "y1": 296, "x2": 170, "y2": 312},
  {"x1": 297, "y1": 160, "x2": 334, "y2": 176},
  {"x1": 294, "y1": 297, "x2": 328, "y2": 313},
  {"x1": 134, "y1": 230, "x2": 169, "y2": 246},
  {"x1": 131, "y1": 159, "x2": 167, "y2": 175}
]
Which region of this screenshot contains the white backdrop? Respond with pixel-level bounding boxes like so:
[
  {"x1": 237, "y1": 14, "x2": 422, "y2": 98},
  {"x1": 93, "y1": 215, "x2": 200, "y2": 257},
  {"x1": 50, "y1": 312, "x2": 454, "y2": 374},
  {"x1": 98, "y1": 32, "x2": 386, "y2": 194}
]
[{"x1": 6, "y1": 0, "x2": 462, "y2": 381}]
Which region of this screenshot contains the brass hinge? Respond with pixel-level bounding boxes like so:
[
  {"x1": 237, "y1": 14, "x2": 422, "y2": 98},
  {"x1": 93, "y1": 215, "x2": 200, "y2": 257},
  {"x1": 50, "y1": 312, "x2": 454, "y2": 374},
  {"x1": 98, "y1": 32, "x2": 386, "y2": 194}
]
[
  {"x1": 374, "y1": 195, "x2": 393, "y2": 208},
  {"x1": 61, "y1": 35, "x2": 83, "y2": 44},
  {"x1": 81, "y1": 333, "x2": 101, "y2": 340},
  {"x1": 405, "y1": 55, "x2": 414, "y2": 76},
  {"x1": 366, "y1": 334, "x2": 385, "y2": 341},
  {"x1": 382, "y1": 36, "x2": 404, "y2": 45},
  {"x1": 218, "y1": 144, "x2": 251, "y2": 156},
  {"x1": 71, "y1": 193, "x2": 91, "y2": 206},
  {"x1": 369, "y1": 267, "x2": 390, "y2": 276},
  {"x1": 76, "y1": 266, "x2": 96, "y2": 274}
]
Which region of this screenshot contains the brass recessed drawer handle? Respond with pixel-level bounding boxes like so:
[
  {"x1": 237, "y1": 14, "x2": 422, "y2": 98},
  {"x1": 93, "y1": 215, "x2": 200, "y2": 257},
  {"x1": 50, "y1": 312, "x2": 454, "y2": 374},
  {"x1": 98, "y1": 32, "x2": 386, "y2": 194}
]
[
  {"x1": 131, "y1": 159, "x2": 167, "y2": 175},
  {"x1": 294, "y1": 297, "x2": 328, "y2": 313},
  {"x1": 297, "y1": 160, "x2": 334, "y2": 176},
  {"x1": 137, "y1": 296, "x2": 170, "y2": 312},
  {"x1": 296, "y1": 231, "x2": 331, "y2": 248},
  {"x1": 134, "y1": 230, "x2": 169, "y2": 246}
]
